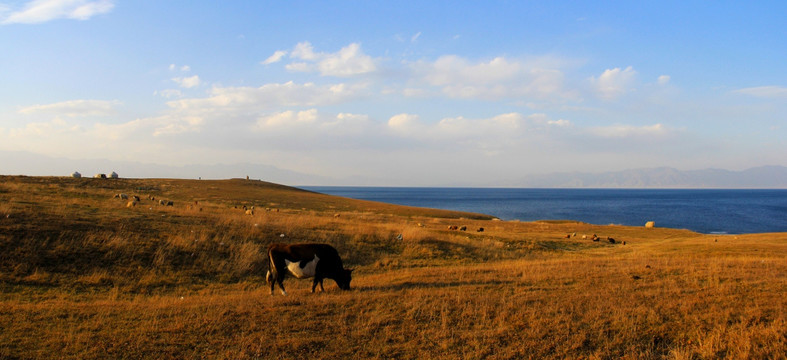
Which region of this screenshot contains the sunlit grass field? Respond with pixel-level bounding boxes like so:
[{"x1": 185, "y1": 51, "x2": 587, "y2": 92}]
[{"x1": 1, "y1": 175, "x2": 785, "y2": 359}]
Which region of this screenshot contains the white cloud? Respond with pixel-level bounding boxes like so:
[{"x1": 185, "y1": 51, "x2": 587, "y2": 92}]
[
  {"x1": 548, "y1": 119, "x2": 572, "y2": 127},
  {"x1": 1, "y1": 0, "x2": 113, "y2": 24},
  {"x1": 588, "y1": 123, "x2": 668, "y2": 138},
  {"x1": 149, "y1": 116, "x2": 204, "y2": 136},
  {"x1": 291, "y1": 42, "x2": 317, "y2": 60},
  {"x1": 733, "y1": 86, "x2": 787, "y2": 99},
  {"x1": 421, "y1": 56, "x2": 521, "y2": 86},
  {"x1": 408, "y1": 55, "x2": 577, "y2": 101},
  {"x1": 387, "y1": 113, "x2": 423, "y2": 136},
  {"x1": 283, "y1": 41, "x2": 377, "y2": 77},
  {"x1": 411, "y1": 32, "x2": 421, "y2": 43},
  {"x1": 172, "y1": 75, "x2": 201, "y2": 89},
  {"x1": 589, "y1": 66, "x2": 637, "y2": 100},
  {"x1": 163, "y1": 81, "x2": 365, "y2": 122},
  {"x1": 18, "y1": 99, "x2": 120, "y2": 117},
  {"x1": 256, "y1": 109, "x2": 318, "y2": 128},
  {"x1": 92, "y1": 114, "x2": 204, "y2": 140},
  {"x1": 155, "y1": 89, "x2": 183, "y2": 99},
  {"x1": 318, "y1": 43, "x2": 376, "y2": 77},
  {"x1": 262, "y1": 50, "x2": 288, "y2": 65},
  {"x1": 657, "y1": 75, "x2": 670, "y2": 85},
  {"x1": 169, "y1": 64, "x2": 190, "y2": 72},
  {"x1": 253, "y1": 109, "x2": 371, "y2": 138},
  {"x1": 386, "y1": 112, "x2": 576, "y2": 143}
]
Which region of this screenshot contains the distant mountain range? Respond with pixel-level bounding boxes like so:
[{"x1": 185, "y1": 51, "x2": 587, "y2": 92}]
[
  {"x1": 0, "y1": 151, "x2": 334, "y2": 185},
  {"x1": 495, "y1": 166, "x2": 787, "y2": 188},
  {"x1": 1, "y1": 151, "x2": 785, "y2": 188}
]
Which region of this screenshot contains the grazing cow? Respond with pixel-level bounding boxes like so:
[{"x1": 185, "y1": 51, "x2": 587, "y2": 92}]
[
  {"x1": 114, "y1": 193, "x2": 128, "y2": 200},
  {"x1": 448, "y1": 225, "x2": 459, "y2": 230},
  {"x1": 266, "y1": 243, "x2": 353, "y2": 295},
  {"x1": 245, "y1": 209, "x2": 254, "y2": 215},
  {"x1": 132, "y1": 195, "x2": 141, "y2": 202},
  {"x1": 477, "y1": 227, "x2": 484, "y2": 232},
  {"x1": 564, "y1": 234, "x2": 571, "y2": 239},
  {"x1": 607, "y1": 237, "x2": 616, "y2": 244},
  {"x1": 459, "y1": 226, "x2": 467, "y2": 231}
]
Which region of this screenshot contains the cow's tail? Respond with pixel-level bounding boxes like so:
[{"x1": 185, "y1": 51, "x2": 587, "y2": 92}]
[{"x1": 265, "y1": 247, "x2": 277, "y2": 284}]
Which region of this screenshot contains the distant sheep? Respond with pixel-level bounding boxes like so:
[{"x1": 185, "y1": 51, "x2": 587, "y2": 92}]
[
  {"x1": 645, "y1": 221, "x2": 655, "y2": 228},
  {"x1": 94, "y1": 173, "x2": 106, "y2": 179},
  {"x1": 71, "y1": 171, "x2": 81, "y2": 178},
  {"x1": 110, "y1": 172, "x2": 119, "y2": 179}
]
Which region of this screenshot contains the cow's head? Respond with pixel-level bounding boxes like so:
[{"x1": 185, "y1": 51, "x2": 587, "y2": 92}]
[{"x1": 336, "y1": 268, "x2": 354, "y2": 290}]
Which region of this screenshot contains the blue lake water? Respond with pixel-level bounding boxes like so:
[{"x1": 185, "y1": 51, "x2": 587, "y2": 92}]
[{"x1": 300, "y1": 187, "x2": 787, "y2": 234}]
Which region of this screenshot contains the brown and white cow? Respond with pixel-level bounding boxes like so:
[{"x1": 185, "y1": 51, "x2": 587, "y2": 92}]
[{"x1": 265, "y1": 243, "x2": 353, "y2": 295}]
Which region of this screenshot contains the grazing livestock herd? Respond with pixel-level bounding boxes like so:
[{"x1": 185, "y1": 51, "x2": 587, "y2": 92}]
[
  {"x1": 97, "y1": 173, "x2": 635, "y2": 296},
  {"x1": 111, "y1": 192, "x2": 174, "y2": 208},
  {"x1": 447, "y1": 225, "x2": 485, "y2": 232}
]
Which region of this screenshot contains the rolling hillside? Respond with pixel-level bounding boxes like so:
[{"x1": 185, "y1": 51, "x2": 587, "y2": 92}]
[{"x1": 1, "y1": 175, "x2": 786, "y2": 359}]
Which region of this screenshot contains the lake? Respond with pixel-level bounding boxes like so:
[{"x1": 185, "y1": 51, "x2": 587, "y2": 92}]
[{"x1": 300, "y1": 187, "x2": 787, "y2": 234}]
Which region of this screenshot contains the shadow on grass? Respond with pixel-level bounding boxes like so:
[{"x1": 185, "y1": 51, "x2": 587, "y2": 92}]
[{"x1": 355, "y1": 278, "x2": 517, "y2": 293}]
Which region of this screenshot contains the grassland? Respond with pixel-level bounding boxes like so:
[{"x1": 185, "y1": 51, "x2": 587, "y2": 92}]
[{"x1": 1, "y1": 175, "x2": 785, "y2": 359}]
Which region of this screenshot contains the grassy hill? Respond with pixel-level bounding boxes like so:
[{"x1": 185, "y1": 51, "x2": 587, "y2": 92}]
[{"x1": 1, "y1": 175, "x2": 786, "y2": 359}]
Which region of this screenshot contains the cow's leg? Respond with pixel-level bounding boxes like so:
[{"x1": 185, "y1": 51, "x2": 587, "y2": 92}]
[
  {"x1": 266, "y1": 271, "x2": 275, "y2": 295},
  {"x1": 319, "y1": 279, "x2": 325, "y2": 292},
  {"x1": 312, "y1": 278, "x2": 320, "y2": 293},
  {"x1": 277, "y1": 278, "x2": 287, "y2": 296}
]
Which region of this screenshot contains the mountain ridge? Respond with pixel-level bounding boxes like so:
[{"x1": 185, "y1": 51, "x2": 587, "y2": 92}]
[
  {"x1": 494, "y1": 166, "x2": 787, "y2": 188},
  {"x1": 1, "y1": 151, "x2": 785, "y2": 188}
]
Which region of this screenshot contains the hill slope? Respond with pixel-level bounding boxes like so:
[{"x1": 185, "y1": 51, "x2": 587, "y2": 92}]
[{"x1": 1, "y1": 176, "x2": 786, "y2": 359}]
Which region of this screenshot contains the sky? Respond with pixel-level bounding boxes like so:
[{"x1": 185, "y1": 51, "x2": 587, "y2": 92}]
[{"x1": 1, "y1": 1, "x2": 785, "y2": 185}]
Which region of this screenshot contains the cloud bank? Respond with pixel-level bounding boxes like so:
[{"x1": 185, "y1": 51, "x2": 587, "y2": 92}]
[{"x1": 1, "y1": 0, "x2": 114, "y2": 24}]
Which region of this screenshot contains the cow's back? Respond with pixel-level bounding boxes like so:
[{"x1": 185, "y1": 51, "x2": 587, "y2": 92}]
[{"x1": 268, "y1": 243, "x2": 344, "y2": 272}]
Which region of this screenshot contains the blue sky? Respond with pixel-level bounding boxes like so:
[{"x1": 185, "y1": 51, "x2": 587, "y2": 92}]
[{"x1": 1, "y1": 1, "x2": 785, "y2": 185}]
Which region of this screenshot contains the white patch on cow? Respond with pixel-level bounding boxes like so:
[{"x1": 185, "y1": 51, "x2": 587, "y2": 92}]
[{"x1": 285, "y1": 255, "x2": 320, "y2": 279}]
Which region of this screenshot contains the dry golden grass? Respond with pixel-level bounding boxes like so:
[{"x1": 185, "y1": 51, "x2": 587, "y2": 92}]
[{"x1": 1, "y1": 175, "x2": 786, "y2": 359}]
